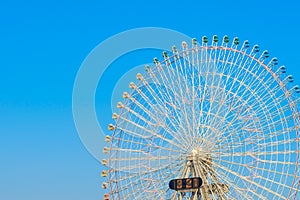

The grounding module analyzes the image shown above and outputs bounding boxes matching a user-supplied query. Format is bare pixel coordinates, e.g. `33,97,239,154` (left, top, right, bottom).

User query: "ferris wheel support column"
170,162,191,200
193,153,230,199
188,150,210,199
193,159,210,199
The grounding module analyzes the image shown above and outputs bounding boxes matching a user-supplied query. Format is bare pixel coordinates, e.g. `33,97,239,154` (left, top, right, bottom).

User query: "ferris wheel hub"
187,148,211,163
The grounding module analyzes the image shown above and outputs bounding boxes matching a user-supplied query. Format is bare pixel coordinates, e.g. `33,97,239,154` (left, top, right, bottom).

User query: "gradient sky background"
1,0,300,199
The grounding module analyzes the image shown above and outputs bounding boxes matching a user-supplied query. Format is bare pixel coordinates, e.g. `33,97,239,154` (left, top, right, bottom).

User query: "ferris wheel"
101,35,300,200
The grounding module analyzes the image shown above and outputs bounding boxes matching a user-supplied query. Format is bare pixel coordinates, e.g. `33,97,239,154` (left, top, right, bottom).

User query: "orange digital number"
176,179,183,189
186,178,192,189
193,178,199,188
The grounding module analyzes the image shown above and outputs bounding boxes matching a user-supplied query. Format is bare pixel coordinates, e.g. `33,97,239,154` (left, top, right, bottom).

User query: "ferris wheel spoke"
116,160,184,198
259,114,296,131
213,160,287,199
111,135,188,156
258,105,291,125
198,110,259,151
216,149,299,159
198,155,257,199
140,76,180,122
109,154,178,162
199,47,238,138
112,163,183,195
152,60,189,109
124,95,163,125
117,111,187,149
173,55,197,142
251,91,290,118
216,139,299,157
213,171,261,200
216,84,279,146
143,67,196,144
187,47,199,142
256,138,298,150
216,158,298,194
200,48,224,140
138,81,194,145
116,126,184,150
119,99,189,147
219,62,277,119
216,118,295,151
131,85,171,118
213,169,255,199
110,158,183,182
216,140,296,160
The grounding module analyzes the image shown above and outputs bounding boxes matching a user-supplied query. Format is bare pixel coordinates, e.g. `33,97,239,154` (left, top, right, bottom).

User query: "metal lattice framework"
102,35,300,200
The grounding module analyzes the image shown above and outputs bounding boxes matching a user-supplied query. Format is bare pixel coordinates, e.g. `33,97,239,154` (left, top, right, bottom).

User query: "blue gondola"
253,45,260,53
288,75,294,83
280,66,286,73
202,36,208,43
234,37,239,45
213,35,219,43
223,35,229,43
243,40,250,48
262,50,269,59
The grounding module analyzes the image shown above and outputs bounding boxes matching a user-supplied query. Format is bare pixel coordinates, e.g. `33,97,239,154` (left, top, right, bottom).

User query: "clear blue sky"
1,0,300,199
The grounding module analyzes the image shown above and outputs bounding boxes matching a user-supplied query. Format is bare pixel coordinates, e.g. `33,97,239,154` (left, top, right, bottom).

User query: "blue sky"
1,0,300,199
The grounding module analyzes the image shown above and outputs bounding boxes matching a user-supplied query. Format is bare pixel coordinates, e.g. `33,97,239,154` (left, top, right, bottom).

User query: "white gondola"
122,92,129,99
101,170,107,177
171,45,178,53
117,102,124,108
101,159,108,166
108,124,115,131
136,73,143,80
181,41,188,49
129,82,135,89
153,57,159,65
105,135,111,142
102,182,108,189
103,147,109,154
112,113,119,120
104,194,109,200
